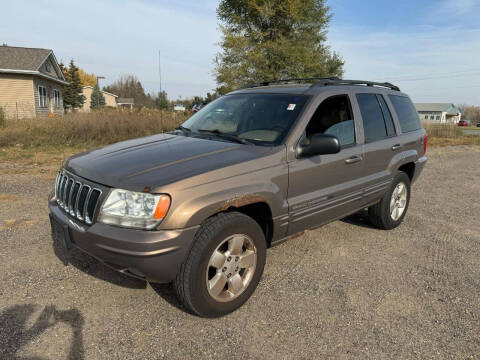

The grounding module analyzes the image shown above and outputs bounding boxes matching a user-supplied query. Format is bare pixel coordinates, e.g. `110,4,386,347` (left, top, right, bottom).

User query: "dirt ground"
1,145,479,359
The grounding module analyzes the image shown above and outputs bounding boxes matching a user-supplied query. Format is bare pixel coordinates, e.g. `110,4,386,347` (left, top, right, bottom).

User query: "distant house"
80,86,118,112
117,98,134,110
0,45,68,118
414,103,462,124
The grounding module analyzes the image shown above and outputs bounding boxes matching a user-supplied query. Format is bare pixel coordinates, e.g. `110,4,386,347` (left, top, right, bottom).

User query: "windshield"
181,93,309,145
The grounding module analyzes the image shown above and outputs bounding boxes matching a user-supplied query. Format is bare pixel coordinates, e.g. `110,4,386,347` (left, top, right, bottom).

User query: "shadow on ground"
341,209,377,229
0,304,84,360
51,236,147,290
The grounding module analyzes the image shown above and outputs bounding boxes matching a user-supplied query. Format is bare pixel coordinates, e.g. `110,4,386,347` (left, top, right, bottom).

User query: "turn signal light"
154,195,171,220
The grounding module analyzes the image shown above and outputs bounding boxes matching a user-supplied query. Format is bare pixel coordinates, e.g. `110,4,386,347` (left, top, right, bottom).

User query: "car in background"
458,120,469,127
192,101,209,113
476,123,480,127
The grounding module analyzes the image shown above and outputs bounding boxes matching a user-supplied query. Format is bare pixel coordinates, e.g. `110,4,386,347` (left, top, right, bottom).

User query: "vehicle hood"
65,133,271,191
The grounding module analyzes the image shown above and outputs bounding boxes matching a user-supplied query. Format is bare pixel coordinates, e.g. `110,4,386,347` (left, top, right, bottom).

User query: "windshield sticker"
287,104,296,111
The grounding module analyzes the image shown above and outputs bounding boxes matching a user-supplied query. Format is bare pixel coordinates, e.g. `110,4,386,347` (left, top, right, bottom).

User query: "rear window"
356,94,389,143
388,95,421,133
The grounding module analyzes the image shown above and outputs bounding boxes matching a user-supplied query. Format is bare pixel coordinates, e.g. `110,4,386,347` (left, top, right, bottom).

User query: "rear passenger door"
354,93,400,206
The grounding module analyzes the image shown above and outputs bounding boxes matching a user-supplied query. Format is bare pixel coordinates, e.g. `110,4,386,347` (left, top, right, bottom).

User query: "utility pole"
159,49,163,121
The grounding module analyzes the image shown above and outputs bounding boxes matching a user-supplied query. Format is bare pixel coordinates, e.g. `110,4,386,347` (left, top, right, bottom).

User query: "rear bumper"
48,197,199,283
412,155,427,184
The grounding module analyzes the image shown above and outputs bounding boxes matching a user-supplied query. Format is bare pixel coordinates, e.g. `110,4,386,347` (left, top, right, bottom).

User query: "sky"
1,0,480,105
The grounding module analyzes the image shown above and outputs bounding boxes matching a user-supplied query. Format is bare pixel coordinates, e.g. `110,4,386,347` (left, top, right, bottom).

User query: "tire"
173,212,266,318
368,172,411,230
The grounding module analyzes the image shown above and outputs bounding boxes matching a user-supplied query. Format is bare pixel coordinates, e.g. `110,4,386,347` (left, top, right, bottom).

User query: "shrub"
0,109,186,148
0,106,5,128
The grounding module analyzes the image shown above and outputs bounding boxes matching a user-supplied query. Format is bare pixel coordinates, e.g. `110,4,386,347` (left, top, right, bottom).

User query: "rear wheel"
173,212,266,317
368,172,411,230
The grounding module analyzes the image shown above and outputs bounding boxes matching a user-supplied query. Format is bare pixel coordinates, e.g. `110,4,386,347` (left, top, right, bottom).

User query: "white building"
414,103,462,124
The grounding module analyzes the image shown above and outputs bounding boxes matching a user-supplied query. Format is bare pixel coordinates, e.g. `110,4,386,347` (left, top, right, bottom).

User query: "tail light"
423,133,428,155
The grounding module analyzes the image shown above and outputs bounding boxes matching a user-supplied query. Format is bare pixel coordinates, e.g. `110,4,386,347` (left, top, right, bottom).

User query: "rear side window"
356,94,390,142
378,95,396,136
388,95,421,133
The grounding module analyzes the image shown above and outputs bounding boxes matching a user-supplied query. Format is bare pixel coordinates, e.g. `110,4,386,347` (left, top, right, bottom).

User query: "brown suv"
49,78,427,317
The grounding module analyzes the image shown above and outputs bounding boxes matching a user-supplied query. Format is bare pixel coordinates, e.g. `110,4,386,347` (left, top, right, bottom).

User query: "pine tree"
215,0,344,93
60,60,86,110
90,84,105,109
155,91,169,110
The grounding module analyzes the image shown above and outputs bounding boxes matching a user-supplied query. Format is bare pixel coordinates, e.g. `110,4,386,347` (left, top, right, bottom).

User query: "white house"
414,103,462,124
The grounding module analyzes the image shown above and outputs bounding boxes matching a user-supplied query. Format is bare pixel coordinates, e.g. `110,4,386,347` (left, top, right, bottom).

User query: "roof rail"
241,77,341,89
312,78,400,91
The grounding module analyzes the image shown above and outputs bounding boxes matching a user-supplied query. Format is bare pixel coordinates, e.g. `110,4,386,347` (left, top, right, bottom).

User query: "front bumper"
48,197,199,283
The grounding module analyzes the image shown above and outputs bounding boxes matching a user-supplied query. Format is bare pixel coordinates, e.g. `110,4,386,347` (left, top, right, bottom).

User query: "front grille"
54,171,103,225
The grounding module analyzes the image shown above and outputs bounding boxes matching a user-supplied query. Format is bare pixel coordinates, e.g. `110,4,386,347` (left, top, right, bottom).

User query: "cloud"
436,0,479,15
0,0,221,99
328,24,480,105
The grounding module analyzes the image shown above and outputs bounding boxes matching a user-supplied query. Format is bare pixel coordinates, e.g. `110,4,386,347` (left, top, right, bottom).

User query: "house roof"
0,45,68,85
117,98,134,104
414,103,455,112
82,86,118,98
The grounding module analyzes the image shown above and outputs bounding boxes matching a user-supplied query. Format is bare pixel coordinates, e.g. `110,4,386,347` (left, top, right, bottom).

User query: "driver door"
287,94,365,235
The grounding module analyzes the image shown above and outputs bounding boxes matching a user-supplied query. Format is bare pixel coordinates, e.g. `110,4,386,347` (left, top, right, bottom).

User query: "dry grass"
0,108,185,148
423,122,480,147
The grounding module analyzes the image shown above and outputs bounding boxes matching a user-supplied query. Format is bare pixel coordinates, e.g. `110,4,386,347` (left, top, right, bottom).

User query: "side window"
305,95,355,147
377,95,396,136
38,86,48,108
356,93,389,143
388,95,421,133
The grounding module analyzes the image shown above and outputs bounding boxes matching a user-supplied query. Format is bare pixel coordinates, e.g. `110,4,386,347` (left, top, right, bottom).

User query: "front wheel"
173,212,266,317
368,172,411,230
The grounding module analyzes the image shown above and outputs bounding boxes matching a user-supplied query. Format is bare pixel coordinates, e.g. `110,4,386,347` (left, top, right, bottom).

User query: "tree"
90,84,105,109
60,60,86,110
155,91,169,110
78,68,97,87
215,0,344,93
103,75,152,108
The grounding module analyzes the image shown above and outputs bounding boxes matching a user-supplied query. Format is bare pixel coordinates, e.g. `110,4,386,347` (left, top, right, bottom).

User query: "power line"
388,69,480,81
393,73,480,82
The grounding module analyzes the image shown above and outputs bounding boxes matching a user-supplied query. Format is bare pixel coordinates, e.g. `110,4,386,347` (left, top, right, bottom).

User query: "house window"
38,86,48,108
425,115,429,120
53,89,61,108
436,115,440,121
430,115,434,120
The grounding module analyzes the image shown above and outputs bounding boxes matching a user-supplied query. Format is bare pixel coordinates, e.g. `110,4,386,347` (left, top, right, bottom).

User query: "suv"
49,78,427,317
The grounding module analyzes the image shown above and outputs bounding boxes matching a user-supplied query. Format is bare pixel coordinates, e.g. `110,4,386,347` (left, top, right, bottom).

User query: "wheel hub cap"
390,182,407,221
206,234,257,302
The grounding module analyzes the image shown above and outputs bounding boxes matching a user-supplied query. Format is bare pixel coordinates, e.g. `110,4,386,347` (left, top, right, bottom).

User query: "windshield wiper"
196,129,253,145
175,125,191,135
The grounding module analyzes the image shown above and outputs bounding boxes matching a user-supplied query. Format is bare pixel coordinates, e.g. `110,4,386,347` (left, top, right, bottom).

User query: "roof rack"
241,77,341,89
241,77,400,91
312,78,400,91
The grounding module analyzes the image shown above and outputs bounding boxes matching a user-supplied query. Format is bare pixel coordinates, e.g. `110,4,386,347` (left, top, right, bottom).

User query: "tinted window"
182,93,309,145
389,95,421,133
356,94,388,142
378,95,396,136
305,95,355,147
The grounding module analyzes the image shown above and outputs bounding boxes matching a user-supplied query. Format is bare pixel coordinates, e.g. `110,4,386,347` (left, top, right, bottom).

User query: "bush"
0,109,185,148
0,106,5,128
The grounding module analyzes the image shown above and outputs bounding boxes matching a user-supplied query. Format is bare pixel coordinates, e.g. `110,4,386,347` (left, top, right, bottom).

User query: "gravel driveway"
1,146,479,359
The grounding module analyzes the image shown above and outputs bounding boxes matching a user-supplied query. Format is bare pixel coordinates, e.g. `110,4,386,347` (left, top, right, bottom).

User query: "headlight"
98,189,171,229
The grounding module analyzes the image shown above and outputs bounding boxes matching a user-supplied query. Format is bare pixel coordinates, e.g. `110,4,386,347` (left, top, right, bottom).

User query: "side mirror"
298,133,341,157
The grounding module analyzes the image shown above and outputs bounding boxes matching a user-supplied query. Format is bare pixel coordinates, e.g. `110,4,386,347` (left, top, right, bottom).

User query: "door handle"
392,144,402,151
345,155,363,164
